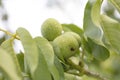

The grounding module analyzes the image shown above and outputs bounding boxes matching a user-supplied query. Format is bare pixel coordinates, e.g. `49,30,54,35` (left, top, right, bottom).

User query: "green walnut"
41,18,62,41
63,32,81,46
53,32,80,61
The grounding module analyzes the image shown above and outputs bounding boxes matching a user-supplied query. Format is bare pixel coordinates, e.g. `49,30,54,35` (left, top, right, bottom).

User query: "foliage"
0,0,120,80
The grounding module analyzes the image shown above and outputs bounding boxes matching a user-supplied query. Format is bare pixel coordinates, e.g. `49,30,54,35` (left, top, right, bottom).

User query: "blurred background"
0,0,120,80
0,0,88,53
0,0,88,37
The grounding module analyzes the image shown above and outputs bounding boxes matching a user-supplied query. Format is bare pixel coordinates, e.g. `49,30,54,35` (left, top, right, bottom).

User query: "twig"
81,48,84,61
66,59,108,80
84,70,108,80
0,28,20,40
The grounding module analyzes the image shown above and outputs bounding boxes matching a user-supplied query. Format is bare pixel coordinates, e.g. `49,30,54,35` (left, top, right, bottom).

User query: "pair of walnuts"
41,18,81,61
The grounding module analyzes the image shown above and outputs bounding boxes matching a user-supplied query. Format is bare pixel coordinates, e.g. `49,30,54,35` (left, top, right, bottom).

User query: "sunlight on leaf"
17,27,52,80
34,37,60,80
0,39,23,80
83,0,102,42
17,27,38,74
100,14,120,54
91,0,103,27
34,47,52,80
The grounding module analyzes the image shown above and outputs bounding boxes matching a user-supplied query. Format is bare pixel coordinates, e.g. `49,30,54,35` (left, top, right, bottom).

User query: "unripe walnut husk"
53,32,80,60
41,18,62,41
63,32,81,46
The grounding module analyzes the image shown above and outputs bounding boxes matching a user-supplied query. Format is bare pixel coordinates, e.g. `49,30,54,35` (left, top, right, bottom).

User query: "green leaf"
91,0,103,27
82,38,94,61
109,0,120,13
100,14,120,54
62,24,83,36
84,38,110,61
34,47,52,80
17,27,38,74
34,37,60,80
92,44,110,61
0,71,4,80
54,56,64,80
16,52,24,72
0,35,5,45
17,27,52,80
0,41,23,80
83,0,102,42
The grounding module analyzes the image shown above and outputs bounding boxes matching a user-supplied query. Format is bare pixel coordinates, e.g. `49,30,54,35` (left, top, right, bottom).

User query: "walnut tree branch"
66,59,108,80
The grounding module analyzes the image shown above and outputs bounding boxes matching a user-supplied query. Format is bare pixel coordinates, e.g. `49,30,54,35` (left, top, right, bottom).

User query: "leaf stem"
79,48,85,67
0,28,20,40
66,71,81,76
